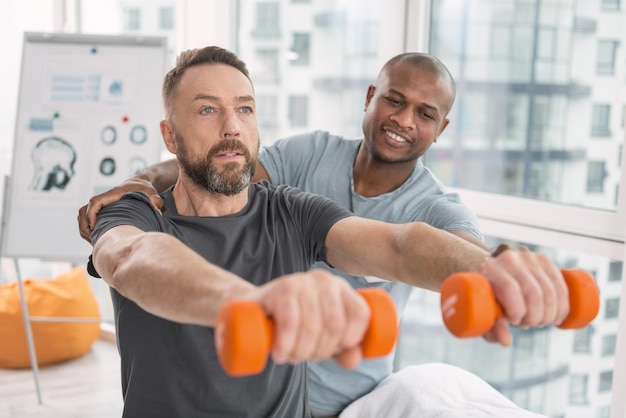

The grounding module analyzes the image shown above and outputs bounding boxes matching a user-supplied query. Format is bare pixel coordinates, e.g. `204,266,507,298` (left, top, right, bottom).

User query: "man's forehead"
382,62,442,84
383,65,451,95
180,64,254,95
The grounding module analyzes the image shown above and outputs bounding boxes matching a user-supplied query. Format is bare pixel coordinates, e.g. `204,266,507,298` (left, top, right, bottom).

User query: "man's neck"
352,145,417,197
171,176,249,217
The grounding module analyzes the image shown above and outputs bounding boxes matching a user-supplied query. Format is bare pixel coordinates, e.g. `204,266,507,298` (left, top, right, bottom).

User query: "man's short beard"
177,136,258,196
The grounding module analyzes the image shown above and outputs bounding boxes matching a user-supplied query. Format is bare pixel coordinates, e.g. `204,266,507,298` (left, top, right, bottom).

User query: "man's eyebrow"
193,94,255,104
235,95,255,104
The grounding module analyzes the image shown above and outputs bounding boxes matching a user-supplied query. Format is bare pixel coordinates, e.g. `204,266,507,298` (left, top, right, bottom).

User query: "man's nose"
221,109,241,138
390,107,415,130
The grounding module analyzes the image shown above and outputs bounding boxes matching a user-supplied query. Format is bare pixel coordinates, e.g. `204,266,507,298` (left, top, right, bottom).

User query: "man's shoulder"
252,180,311,197
308,130,362,149
272,130,361,151
98,191,155,214
252,181,340,208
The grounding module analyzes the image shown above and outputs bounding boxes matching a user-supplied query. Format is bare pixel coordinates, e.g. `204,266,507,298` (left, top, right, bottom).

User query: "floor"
0,339,123,418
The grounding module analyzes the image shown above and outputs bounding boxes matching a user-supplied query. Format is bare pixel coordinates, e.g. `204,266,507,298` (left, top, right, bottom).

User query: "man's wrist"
491,243,513,258
490,243,529,257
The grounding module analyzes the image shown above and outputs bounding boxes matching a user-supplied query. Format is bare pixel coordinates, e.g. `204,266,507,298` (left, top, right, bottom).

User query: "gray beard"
177,137,258,196
197,160,253,196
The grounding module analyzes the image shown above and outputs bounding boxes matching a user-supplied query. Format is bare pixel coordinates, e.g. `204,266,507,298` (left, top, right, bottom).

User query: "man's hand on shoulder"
77,177,163,243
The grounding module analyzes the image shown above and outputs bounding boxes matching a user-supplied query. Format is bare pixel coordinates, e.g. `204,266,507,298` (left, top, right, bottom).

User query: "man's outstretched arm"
325,216,569,346
92,223,370,368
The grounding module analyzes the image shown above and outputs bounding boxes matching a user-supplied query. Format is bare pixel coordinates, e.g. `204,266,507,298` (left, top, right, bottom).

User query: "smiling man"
254,54,489,416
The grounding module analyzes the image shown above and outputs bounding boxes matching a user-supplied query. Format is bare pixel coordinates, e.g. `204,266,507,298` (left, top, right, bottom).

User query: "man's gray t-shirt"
89,182,353,418
259,131,483,414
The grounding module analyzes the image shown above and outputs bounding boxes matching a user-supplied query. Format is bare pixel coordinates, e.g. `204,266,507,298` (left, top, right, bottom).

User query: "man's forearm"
93,228,255,326
137,158,180,193
394,222,490,290
326,218,490,292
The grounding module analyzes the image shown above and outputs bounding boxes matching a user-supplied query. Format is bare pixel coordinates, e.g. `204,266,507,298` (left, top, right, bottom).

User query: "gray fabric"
89,181,353,418
259,131,484,415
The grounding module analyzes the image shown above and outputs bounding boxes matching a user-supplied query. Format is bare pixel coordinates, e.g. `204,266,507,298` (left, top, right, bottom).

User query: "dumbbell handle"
440,269,600,338
215,287,398,377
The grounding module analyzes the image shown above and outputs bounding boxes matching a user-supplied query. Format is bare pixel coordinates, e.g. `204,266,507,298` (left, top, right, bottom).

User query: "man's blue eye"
201,107,214,114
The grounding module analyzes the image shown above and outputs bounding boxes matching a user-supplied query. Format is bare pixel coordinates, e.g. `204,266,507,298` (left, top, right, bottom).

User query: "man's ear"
160,120,177,154
437,118,450,137
364,85,376,110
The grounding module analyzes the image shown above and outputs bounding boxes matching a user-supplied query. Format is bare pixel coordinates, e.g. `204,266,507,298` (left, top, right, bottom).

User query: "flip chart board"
2,32,167,262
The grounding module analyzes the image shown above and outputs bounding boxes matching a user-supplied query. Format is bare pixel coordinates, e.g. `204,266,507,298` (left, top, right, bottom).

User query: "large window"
427,0,625,212
410,2,626,416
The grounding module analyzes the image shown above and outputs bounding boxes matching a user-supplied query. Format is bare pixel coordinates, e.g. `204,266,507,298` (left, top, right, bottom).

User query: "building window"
573,326,593,353
123,8,141,31
290,33,310,66
159,7,174,30
586,161,606,193
348,21,378,56
604,297,620,319
253,49,280,82
253,2,280,38
596,40,619,75
569,374,588,405
598,370,613,393
601,334,617,356
256,95,278,128
597,405,611,418
609,261,623,281
591,104,611,136
288,95,308,127
601,0,621,11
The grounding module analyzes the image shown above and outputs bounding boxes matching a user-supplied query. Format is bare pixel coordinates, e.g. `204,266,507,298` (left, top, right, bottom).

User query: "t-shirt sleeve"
259,132,322,185
275,184,353,264
420,193,484,242
87,192,163,277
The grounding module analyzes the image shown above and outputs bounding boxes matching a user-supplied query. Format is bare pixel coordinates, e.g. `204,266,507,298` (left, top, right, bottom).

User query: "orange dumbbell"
215,287,399,376
440,269,600,338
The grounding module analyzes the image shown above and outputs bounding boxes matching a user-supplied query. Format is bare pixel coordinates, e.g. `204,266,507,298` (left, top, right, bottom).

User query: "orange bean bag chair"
0,267,102,368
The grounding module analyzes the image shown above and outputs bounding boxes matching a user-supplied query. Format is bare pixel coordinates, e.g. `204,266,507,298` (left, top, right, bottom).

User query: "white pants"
339,363,548,418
